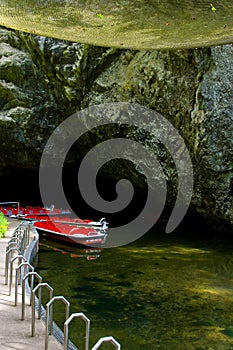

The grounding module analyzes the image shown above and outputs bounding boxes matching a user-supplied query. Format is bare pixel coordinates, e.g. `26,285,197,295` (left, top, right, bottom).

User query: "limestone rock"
0,27,232,231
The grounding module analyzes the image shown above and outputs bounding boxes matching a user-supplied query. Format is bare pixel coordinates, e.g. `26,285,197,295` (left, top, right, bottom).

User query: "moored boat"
1,201,108,247
33,220,107,248
0,202,71,218
0,202,108,230
25,215,108,230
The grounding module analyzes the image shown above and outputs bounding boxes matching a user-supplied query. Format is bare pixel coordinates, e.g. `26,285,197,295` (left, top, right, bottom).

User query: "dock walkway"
0,219,63,350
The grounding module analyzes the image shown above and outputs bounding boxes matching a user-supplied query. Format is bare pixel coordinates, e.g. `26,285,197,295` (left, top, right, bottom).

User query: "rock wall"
0,27,232,231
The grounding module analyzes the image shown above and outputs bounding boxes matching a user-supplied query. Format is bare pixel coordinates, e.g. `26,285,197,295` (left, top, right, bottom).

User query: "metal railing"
91,336,121,350
4,222,122,350
5,222,30,285
31,282,53,336
45,296,70,350
22,271,42,320
64,312,90,350
9,254,27,295
15,262,34,306
5,247,20,285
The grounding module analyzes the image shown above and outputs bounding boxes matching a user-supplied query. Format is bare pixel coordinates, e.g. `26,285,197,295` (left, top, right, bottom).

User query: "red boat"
0,202,108,229
25,215,108,230
1,202,108,247
34,220,107,247
0,202,71,218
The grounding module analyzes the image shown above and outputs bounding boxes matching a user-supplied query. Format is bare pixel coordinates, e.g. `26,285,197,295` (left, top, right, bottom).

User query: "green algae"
221,327,233,338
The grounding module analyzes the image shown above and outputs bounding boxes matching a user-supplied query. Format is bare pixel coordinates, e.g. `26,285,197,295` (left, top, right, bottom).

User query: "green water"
35,227,233,350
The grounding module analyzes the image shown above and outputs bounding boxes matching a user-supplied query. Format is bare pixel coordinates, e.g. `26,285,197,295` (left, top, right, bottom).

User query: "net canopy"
0,0,233,49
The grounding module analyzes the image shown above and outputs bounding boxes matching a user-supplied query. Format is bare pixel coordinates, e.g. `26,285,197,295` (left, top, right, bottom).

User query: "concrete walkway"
0,219,63,350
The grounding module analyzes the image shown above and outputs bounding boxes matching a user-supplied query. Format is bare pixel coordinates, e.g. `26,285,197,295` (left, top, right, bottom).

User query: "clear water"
35,224,233,350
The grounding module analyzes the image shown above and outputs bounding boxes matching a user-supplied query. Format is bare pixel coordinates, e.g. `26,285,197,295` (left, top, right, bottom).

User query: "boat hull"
35,227,106,248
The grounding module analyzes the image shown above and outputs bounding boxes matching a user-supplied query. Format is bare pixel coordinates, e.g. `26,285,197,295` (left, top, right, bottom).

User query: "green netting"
0,0,233,49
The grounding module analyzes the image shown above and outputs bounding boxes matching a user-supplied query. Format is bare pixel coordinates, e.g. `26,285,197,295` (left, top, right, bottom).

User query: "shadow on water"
35,220,233,350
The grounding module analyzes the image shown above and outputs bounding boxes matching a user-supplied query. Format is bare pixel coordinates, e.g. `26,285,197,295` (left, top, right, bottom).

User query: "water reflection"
39,239,102,260
35,229,233,350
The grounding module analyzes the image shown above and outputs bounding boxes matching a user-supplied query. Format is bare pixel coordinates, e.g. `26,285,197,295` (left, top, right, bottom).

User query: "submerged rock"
0,27,232,232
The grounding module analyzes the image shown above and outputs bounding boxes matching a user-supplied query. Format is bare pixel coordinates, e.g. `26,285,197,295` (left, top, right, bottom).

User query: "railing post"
9,255,27,295
91,336,121,350
22,271,42,320
20,223,30,250
12,227,24,241
45,296,70,350
64,312,90,350
26,223,31,246
15,262,34,306
31,283,53,337
5,247,20,284
6,241,21,251
19,227,26,252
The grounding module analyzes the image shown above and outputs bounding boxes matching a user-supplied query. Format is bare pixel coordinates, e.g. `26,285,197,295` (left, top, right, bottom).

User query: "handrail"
4,221,121,350
91,336,121,350
6,240,21,249
12,227,23,234
22,222,30,247
31,283,53,337
5,247,20,284
13,223,30,252
6,236,22,250
64,312,90,350
45,296,70,350
15,262,34,306
22,271,42,320
12,228,24,241
5,222,31,284
9,254,27,295
12,234,24,251
6,242,21,257
8,235,21,242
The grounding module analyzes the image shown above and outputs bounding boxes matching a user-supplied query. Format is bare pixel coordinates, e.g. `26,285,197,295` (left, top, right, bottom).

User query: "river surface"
35,224,233,350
